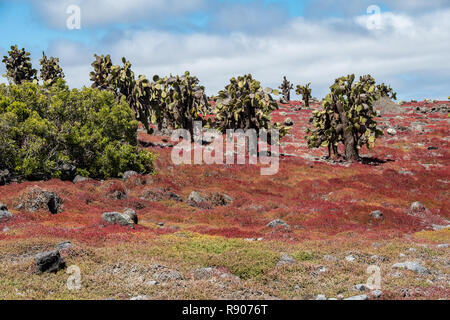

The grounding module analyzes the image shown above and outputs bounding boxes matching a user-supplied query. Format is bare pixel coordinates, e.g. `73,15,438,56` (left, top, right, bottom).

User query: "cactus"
2,45,37,84
213,74,288,138
305,74,396,161
296,83,312,108
89,55,153,132
39,52,65,85
279,76,293,102
150,71,209,136
90,54,113,90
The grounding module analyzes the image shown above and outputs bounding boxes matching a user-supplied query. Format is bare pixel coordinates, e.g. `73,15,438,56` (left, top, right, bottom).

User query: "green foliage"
39,52,65,86
305,74,396,160
0,80,156,180
296,83,312,108
2,45,37,84
150,71,209,135
213,74,288,137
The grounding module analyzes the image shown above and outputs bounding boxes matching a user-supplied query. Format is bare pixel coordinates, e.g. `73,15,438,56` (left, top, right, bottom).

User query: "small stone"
157,222,165,227
130,295,149,300
345,255,356,262
370,210,383,219
432,224,450,231
73,175,90,183
324,254,338,262
315,294,327,300
337,294,345,300
392,261,430,275
387,128,397,135
410,202,426,214
284,118,294,126
318,266,327,273
344,295,369,300
34,250,66,274
0,204,12,221
146,281,159,286
56,241,73,250
267,219,290,229
371,290,383,298
122,171,138,180
352,284,367,292
277,254,295,266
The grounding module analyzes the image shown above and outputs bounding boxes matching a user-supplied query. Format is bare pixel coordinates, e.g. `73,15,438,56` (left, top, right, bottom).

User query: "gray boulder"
284,118,294,126
370,210,383,219
34,250,66,274
56,241,73,250
102,211,135,228
277,253,296,266
188,191,206,206
123,208,138,224
0,203,12,221
73,175,90,183
267,219,290,229
392,261,430,275
410,202,426,214
17,186,63,214
122,171,138,180
0,169,11,185
352,284,367,292
371,290,384,298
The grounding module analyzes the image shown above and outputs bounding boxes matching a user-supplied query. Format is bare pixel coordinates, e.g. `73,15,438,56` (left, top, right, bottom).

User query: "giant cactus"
279,76,293,102
39,52,65,85
213,74,288,138
2,45,37,84
296,83,312,108
150,71,209,136
90,54,113,91
305,74,396,161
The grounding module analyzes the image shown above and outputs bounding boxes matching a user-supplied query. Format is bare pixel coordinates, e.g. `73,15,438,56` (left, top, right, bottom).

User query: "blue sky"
1,0,449,100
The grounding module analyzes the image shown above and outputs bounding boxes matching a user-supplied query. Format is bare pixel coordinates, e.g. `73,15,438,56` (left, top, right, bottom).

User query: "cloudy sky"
0,0,449,100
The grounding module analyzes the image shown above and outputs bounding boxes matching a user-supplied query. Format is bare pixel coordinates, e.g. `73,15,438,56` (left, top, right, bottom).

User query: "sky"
0,0,449,100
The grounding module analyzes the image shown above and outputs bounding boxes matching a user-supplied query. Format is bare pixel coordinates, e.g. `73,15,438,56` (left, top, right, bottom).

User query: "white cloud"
54,8,449,100
3,7,449,100
31,0,205,28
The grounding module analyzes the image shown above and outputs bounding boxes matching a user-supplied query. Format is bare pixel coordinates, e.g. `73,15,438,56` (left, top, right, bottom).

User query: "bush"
0,80,156,181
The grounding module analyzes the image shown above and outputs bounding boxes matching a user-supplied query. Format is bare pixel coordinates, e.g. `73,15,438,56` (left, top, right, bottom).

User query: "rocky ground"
0,99,448,300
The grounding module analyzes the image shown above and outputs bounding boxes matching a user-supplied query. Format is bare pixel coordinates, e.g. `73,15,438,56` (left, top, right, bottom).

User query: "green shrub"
0,80,156,181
